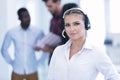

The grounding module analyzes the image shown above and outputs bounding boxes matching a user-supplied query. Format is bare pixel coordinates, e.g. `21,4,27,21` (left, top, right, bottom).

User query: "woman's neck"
71,38,85,49
69,38,86,59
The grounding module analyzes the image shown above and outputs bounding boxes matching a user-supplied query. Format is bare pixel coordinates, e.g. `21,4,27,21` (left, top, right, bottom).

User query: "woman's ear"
62,29,66,38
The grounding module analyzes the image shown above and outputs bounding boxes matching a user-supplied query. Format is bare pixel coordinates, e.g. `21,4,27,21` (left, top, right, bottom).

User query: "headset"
63,8,91,30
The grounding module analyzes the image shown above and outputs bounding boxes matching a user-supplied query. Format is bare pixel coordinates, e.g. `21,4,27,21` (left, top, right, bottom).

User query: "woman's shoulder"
52,44,66,57
55,44,66,51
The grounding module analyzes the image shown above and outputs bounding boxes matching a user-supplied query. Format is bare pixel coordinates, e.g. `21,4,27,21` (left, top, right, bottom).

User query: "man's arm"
1,32,13,65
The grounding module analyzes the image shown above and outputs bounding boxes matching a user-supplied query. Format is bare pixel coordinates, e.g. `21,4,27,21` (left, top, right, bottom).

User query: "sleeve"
96,50,120,80
36,30,45,41
1,32,14,65
35,30,46,63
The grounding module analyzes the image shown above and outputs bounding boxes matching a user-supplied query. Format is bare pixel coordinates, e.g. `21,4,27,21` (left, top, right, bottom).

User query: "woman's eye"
74,22,80,26
65,24,70,27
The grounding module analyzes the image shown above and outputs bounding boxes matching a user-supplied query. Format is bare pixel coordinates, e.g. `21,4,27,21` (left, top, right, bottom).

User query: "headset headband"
63,8,87,18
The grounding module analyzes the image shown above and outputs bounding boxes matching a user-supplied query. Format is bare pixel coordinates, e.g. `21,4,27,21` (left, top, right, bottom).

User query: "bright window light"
110,0,120,33
80,0,105,46
26,1,36,26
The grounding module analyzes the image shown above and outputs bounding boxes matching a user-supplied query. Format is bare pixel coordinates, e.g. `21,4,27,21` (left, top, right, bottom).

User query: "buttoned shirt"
48,39,120,80
1,26,44,74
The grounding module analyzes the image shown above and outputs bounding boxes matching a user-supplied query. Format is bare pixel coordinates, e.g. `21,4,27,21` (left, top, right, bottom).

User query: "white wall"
0,0,10,80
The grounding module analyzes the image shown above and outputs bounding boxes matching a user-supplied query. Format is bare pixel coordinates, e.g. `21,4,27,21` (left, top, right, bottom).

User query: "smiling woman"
47,8,120,80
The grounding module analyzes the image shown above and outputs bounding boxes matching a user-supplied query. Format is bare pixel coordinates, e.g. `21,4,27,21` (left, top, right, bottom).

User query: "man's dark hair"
17,7,28,17
62,3,78,16
42,0,60,3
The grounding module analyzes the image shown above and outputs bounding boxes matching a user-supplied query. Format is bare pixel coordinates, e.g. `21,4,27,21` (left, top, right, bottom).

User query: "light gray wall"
0,0,10,80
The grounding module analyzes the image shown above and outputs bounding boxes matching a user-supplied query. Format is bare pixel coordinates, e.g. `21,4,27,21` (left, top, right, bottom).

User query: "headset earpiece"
85,15,91,30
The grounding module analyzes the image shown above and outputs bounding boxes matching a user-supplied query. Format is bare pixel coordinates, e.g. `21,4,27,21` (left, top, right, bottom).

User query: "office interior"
0,0,120,80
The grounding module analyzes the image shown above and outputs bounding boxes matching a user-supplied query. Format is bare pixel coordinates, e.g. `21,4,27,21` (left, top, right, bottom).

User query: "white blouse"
48,39,120,80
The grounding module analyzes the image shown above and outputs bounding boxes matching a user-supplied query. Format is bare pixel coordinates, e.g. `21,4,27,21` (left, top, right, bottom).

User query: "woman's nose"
69,26,75,31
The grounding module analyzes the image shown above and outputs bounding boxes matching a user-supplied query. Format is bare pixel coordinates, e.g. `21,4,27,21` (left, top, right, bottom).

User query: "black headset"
63,8,91,30
84,14,91,30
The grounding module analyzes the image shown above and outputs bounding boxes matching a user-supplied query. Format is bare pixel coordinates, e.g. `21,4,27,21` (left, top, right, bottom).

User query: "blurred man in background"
1,7,45,80
41,0,62,63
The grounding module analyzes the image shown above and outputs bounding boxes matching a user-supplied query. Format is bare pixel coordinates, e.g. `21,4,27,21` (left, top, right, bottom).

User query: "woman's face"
64,14,86,41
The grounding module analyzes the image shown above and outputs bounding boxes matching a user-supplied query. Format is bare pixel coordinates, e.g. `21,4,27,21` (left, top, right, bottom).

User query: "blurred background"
0,0,120,80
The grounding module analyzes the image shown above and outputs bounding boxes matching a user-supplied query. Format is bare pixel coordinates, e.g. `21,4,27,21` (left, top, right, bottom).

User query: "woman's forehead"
63,8,85,18
65,14,82,20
